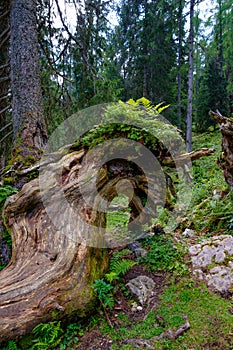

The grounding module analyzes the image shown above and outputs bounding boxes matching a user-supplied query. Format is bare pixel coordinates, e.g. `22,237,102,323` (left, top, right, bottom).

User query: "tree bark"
0,0,11,171
209,110,233,188
186,0,195,152
0,148,109,344
177,0,184,130
10,0,47,159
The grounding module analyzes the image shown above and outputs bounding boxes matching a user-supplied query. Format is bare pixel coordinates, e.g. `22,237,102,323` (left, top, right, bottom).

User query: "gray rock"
189,235,233,293
189,244,201,256
134,248,148,258
126,275,155,305
215,251,226,263
183,228,195,238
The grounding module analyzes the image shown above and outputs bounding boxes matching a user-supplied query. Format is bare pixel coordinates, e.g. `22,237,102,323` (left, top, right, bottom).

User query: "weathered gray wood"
209,110,233,188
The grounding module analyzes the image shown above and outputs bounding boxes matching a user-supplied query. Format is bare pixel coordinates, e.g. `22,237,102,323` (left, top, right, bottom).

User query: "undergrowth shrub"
92,249,137,309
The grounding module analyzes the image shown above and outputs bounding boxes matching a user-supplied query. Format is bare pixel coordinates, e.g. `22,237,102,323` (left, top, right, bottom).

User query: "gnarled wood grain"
209,110,233,188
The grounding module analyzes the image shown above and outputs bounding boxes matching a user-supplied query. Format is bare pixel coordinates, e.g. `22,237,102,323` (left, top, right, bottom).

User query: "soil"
75,264,167,350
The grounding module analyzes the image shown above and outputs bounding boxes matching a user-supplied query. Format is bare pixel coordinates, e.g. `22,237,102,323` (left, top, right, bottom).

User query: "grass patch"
106,281,233,349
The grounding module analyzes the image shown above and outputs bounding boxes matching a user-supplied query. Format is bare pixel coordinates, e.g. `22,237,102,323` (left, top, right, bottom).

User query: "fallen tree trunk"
0,128,216,343
209,110,233,188
0,149,110,344
0,141,168,343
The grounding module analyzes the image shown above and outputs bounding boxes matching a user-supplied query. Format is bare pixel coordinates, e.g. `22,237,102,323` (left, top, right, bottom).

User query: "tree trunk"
209,110,233,188
0,0,11,170
0,0,12,268
186,0,195,152
0,148,109,344
0,139,167,343
10,0,47,162
177,0,184,130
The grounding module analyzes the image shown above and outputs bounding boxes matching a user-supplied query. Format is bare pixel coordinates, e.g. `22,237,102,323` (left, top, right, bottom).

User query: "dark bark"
209,110,233,188
186,0,195,152
177,0,184,130
0,0,11,171
10,0,47,156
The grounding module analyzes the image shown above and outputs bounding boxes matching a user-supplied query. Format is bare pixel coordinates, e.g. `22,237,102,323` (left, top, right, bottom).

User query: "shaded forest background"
1,0,233,169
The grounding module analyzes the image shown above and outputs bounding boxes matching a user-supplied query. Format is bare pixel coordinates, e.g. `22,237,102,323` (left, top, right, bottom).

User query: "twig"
0,94,10,103
0,76,10,83
100,300,113,328
0,32,10,51
0,105,11,115
0,25,10,41
0,130,13,144
54,0,104,80
0,62,10,71
39,39,74,83
0,121,12,133
0,10,10,21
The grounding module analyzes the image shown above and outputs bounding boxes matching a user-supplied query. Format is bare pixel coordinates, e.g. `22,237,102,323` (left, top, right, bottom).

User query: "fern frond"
4,340,19,350
111,259,137,277
136,97,152,109
154,102,170,115
110,249,131,263
105,271,119,283
32,321,63,347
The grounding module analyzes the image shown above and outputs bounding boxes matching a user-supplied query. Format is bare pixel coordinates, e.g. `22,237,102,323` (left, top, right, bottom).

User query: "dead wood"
209,110,233,188
125,315,190,348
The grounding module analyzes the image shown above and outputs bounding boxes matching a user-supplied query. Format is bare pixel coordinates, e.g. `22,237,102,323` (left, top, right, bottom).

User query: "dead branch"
125,315,190,348
0,9,10,21
162,147,215,167
0,25,10,41
0,76,10,83
153,315,190,341
0,130,13,144
209,110,233,136
0,62,10,71
0,121,12,133
0,104,11,115
0,95,10,103
0,31,10,51
39,39,74,83
209,110,233,188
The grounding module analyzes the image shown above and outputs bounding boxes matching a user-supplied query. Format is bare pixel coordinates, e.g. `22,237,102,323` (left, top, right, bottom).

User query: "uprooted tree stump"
209,110,233,188
0,101,216,344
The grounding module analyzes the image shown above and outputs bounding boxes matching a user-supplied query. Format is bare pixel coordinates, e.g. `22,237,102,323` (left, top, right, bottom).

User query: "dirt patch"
75,265,167,350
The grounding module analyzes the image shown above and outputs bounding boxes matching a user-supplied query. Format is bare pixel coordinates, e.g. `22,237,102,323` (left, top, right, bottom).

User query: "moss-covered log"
209,110,233,188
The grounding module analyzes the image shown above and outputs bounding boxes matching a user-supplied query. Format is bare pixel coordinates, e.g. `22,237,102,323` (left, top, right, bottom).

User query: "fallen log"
0,149,110,344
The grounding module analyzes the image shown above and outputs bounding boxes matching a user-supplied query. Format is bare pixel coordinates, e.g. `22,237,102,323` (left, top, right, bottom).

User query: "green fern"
3,340,19,350
105,249,137,282
127,97,170,118
106,259,136,282
31,321,63,349
110,249,131,265
0,185,18,209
